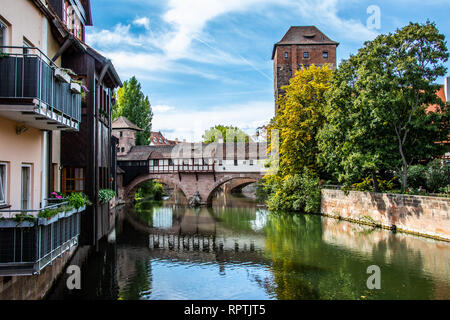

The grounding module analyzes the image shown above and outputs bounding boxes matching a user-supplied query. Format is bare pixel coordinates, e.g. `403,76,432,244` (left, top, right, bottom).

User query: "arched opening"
207,177,258,206
126,176,188,205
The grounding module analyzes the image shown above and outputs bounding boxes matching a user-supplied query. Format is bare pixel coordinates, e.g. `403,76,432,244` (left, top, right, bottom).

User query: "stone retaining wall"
321,189,450,241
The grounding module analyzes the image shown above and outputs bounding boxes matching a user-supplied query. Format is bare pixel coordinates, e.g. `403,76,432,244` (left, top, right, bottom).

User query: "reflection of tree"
263,213,323,299
118,259,151,300
211,207,258,233
263,213,437,300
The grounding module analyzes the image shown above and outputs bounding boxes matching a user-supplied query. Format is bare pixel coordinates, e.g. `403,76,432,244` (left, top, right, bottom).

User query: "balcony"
0,46,81,131
0,201,85,276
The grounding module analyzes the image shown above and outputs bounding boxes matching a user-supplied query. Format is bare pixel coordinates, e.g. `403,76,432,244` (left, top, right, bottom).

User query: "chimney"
445,77,450,103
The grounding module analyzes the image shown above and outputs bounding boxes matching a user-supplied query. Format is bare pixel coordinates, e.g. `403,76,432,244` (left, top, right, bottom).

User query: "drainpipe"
41,131,49,208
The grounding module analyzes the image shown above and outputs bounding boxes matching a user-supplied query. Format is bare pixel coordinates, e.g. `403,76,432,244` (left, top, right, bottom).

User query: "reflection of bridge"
117,143,270,205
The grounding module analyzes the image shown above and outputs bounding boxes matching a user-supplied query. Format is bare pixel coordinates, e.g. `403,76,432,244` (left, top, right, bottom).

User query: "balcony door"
21,165,32,210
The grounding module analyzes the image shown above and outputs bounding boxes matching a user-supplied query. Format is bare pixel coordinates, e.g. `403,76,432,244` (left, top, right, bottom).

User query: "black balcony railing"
0,46,81,126
0,202,84,276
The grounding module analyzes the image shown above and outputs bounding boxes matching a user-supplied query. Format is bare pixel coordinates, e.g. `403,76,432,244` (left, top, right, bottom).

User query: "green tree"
268,64,332,178
113,76,153,145
202,125,249,143
319,21,449,191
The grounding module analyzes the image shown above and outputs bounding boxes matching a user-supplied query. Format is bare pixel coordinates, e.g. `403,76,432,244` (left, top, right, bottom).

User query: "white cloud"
86,23,145,47
293,0,378,42
133,17,151,30
151,101,274,142
86,0,379,82
152,105,176,113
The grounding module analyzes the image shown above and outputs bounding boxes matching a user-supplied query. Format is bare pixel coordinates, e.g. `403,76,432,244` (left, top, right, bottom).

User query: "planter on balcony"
55,68,71,83
70,82,82,94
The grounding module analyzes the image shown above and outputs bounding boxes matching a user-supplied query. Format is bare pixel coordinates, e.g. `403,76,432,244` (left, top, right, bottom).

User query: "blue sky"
87,0,450,141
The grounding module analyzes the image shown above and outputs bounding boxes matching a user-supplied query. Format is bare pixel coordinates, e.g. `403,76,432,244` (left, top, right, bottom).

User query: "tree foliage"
202,125,249,143
318,21,449,190
113,76,153,145
268,64,332,178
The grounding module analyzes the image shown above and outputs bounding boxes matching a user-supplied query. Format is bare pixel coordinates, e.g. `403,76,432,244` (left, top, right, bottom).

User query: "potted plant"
98,189,116,204
54,68,71,83
70,81,82,94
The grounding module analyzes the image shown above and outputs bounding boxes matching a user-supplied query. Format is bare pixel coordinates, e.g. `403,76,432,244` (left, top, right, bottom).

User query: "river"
47,191,450,300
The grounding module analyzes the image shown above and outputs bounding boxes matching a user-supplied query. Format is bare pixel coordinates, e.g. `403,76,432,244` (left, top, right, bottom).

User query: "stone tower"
112,116,143,155
272,26,339,113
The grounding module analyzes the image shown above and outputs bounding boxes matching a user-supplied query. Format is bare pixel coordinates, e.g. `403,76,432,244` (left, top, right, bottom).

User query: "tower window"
120,131,123,137
303,52,309,59
323,51,328,59
284,52,289,59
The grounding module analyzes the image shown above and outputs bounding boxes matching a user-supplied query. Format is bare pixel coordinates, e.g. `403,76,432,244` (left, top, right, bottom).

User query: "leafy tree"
202,125,249,143
319,21,449,191
113,76,153,145
266,169,322,214
268,64,332,177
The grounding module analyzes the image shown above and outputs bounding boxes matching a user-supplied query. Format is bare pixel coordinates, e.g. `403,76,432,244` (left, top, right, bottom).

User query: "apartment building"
0,0,121,294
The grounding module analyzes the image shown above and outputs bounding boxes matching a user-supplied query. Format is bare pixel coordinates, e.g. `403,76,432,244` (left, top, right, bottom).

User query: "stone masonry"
321,189,450,241
120,172,264,206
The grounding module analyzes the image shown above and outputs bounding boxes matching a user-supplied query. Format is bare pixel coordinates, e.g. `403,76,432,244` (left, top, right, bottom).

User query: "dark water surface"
48,192,450,300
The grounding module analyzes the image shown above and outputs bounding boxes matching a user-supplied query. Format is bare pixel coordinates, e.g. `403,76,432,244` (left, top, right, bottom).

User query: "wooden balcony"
149,163,215,174
0,46,81,131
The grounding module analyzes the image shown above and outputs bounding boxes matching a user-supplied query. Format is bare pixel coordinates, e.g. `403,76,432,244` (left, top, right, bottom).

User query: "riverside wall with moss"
321,189,450,242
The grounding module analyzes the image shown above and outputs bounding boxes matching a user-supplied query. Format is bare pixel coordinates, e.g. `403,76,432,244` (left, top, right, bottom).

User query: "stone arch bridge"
119,171,264,206
116,144,269,206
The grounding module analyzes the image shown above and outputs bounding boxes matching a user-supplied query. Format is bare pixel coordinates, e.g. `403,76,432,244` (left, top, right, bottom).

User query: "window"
21,165,31,210
0,163,7,205
323,51,328,59
303,52,309,59
62,168,84,194
23,39,32,55
284,52,288,59
0,19,7,51
120,131,123,137
234,160,238,166
121,147,125,153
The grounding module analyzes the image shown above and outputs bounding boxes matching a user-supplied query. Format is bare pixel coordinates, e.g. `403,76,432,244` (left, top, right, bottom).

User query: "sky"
86,0,450,142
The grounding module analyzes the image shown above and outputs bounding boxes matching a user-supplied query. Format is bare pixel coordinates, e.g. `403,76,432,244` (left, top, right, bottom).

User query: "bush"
407,165,427,190
425,159,450,193
152,182,164,201
266,169,321,214
98,189,116,203
68,192,92,209
135,181,165,201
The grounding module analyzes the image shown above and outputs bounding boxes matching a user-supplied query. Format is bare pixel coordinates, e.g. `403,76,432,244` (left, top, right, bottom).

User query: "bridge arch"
120,172,264,206
206,174,261,206
121,173,188,202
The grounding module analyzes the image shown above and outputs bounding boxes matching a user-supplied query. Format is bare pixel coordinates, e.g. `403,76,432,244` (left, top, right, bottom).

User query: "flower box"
54,68,71,83
70,82,82,94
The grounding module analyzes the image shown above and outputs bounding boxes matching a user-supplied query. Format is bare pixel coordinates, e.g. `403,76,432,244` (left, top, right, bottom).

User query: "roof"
427,87,446,113
272,26,339,59
150,131,178,146
112,116,143,131
118,145,175,161
117,143,268,161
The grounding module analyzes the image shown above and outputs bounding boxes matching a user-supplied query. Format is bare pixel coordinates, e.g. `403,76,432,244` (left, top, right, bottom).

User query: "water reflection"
48,193,450,300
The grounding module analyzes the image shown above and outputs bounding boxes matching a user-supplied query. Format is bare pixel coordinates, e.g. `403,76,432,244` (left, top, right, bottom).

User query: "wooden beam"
52,37,72,62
